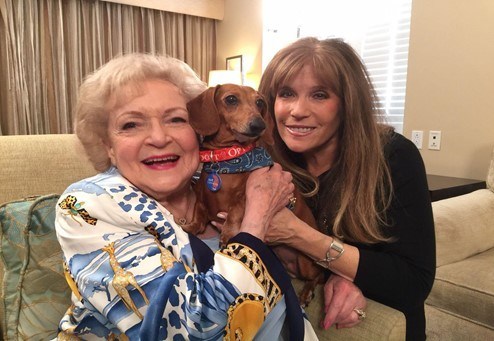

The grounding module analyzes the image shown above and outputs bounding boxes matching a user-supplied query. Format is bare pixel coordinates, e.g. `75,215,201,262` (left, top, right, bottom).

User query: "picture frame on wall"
226,55,243,73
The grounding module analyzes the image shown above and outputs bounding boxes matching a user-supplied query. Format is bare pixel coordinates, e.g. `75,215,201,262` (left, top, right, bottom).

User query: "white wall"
215,0,263,88
217,0,494,180
404,0,494,179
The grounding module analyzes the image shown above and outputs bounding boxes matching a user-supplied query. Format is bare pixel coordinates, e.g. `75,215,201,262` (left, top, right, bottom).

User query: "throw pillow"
0,194,70,340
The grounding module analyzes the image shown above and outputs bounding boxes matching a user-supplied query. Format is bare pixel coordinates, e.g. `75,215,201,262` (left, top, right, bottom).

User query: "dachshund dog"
185,84,324,306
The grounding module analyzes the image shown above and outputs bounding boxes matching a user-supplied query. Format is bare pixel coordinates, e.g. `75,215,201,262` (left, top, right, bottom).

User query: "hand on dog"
321,274,367,329
264,207,299,245
239,163,295,240
213,209,302,278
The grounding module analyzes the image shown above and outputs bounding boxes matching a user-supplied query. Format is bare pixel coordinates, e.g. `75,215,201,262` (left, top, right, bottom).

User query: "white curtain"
0,0,216,135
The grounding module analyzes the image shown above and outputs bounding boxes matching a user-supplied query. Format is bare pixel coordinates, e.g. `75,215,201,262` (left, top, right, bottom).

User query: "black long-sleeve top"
320,133,436,341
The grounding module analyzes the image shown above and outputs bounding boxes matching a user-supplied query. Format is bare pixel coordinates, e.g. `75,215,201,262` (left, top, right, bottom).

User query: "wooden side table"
427,174,486,202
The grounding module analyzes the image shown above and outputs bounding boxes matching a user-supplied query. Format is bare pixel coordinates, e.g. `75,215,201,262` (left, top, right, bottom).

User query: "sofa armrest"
432,189,494,267
292,279,406,341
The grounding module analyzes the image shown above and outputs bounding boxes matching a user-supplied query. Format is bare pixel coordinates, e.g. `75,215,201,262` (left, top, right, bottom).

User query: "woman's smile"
284,124,316,136
274,65,341,159
142,154,180,169
106,79,200,203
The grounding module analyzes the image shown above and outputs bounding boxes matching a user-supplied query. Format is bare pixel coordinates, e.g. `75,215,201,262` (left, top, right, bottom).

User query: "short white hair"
74,53,207,171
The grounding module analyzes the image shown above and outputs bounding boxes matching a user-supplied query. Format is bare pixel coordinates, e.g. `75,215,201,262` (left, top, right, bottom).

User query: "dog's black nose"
248,117,266,136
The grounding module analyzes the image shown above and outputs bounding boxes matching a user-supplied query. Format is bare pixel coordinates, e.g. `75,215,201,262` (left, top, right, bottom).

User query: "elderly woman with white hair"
55,53,317,340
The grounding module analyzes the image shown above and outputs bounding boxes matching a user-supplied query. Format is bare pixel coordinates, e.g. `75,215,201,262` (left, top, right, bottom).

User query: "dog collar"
202,147,273,174
201,147,274,192
199,144,256,163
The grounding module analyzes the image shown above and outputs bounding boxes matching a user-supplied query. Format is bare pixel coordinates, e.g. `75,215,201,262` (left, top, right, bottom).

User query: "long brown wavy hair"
258,37,394,244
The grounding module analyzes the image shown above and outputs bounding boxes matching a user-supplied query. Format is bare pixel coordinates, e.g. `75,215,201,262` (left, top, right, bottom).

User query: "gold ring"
287,196,297,210
353,308,366,320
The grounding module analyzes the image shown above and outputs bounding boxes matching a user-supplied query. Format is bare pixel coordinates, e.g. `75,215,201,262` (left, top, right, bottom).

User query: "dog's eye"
224,95,238,106
256,99,266,110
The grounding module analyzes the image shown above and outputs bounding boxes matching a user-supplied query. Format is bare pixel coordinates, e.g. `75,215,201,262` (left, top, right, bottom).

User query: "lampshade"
208,70,242,87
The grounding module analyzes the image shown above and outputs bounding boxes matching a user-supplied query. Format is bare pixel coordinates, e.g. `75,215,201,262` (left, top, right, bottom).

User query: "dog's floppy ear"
259,95,274,146
187,86,221,136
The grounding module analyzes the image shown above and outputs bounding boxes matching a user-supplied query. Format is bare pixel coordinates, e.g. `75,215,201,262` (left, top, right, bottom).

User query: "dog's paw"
298,284,316,308
180,221,204,235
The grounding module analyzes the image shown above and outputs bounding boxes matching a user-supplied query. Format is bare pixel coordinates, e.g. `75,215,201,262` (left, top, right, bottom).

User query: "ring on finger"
353,308,366,321
287,196,297,210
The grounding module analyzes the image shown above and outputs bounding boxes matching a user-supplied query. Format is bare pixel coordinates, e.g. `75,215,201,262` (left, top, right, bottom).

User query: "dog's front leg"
219,204,245,246
183,182,209,235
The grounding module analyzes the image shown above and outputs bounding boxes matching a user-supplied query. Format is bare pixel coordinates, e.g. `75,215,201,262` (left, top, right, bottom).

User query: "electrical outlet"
428,131,441,150
411,130,423,149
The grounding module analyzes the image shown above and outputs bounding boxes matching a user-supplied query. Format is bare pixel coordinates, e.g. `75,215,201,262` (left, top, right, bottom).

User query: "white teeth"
144,156,178,164
287,126,313,133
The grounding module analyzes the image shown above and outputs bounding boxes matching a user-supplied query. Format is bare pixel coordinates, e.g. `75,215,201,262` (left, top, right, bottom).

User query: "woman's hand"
264,207,299,245
322,274,367,329
240,163,295,240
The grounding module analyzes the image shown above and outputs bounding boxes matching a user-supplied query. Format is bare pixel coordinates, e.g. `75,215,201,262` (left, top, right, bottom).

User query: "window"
263,0,412,133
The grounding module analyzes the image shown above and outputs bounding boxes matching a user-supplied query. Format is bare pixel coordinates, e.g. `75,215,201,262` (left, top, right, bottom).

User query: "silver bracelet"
315,237,345,269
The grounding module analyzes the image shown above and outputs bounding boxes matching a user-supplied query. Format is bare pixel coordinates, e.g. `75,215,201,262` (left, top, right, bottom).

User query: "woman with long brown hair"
259,37,435,340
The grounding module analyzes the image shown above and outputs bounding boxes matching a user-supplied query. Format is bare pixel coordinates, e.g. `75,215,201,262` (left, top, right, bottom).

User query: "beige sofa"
0,134,408,340
425,148,494,340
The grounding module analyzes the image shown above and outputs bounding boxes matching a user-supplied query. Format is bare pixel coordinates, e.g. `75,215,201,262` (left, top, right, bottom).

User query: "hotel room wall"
216,0,494,179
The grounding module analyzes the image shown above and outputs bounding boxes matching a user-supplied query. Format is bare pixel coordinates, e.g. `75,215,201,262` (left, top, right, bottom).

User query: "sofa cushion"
426,247,494,329
291,279,406,340
432,189,494,267
425,304,494,340
0,194,70,340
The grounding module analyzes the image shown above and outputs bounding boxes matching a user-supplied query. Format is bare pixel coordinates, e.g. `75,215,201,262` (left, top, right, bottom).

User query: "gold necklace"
177,216,188,226
171,190,194,226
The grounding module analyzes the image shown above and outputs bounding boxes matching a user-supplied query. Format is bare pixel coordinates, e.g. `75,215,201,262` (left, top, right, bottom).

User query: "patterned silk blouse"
54,167,317,340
